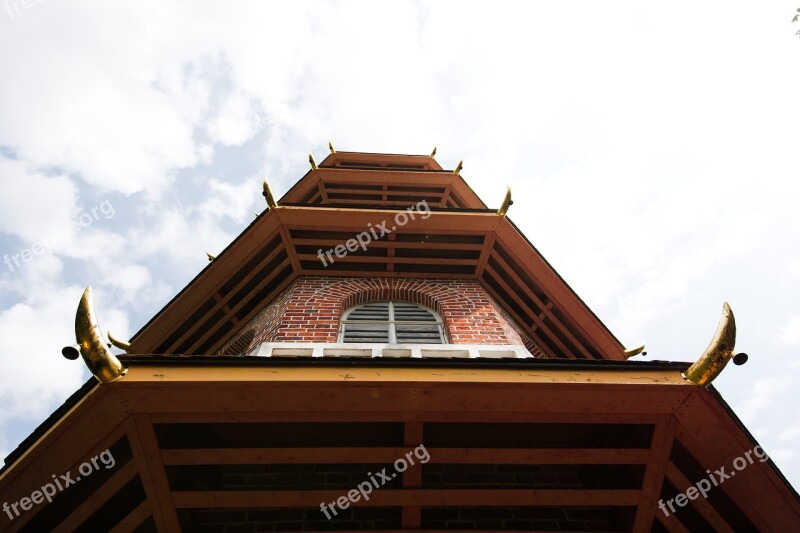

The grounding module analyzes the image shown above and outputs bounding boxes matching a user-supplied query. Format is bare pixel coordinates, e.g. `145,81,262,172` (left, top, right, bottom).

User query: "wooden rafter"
52,460,138,533
125,415,181,532
108,500,151,533
632,415,676,531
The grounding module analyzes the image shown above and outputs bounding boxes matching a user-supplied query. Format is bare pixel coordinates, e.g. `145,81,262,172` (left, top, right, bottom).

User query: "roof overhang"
2,358,798,531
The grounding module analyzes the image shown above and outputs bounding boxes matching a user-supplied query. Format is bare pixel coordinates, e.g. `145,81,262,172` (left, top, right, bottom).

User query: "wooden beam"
150,411,660,425
665,461,735,533
172,488,640,508
632,415,676,531
53,460,138,533
200,261,297,355
108,500,151,533
295,269,476,280
160,447,650,466
484,263,578,359
480,275,573,359
126,415,181,532
296,254,478,266
291,238,484,251
402,422,423,529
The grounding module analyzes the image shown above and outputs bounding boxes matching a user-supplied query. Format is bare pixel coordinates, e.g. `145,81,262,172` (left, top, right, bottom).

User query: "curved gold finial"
430,146,437,158
262,177,277,209
108,331,131,352
206,251,216,261
683,302,740,386
72,287,126,383
328,140,335,154
624,344,646,359
453,160,463,175
497,187,513,217
309,153,318,170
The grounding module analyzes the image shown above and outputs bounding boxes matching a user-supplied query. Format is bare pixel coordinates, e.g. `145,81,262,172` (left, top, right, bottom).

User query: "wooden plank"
173,488,640,508
296,269,476,280
161,447,650,466
116,383,691,423
632,415,676,532
150,411,660,425
108,501,151,533
278,206,501,234
291,238,483,250
484,263,579,359
475,232,495,279
296,254,477,266
665,461,735,533
126,415,181,533
53,460,138,533
480,273,570,359
119,363,689,386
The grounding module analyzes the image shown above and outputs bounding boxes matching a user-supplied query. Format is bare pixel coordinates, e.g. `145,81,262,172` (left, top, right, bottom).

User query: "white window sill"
247,342,532,359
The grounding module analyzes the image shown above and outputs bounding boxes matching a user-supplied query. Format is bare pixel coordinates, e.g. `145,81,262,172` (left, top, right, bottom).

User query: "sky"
1,0,799,489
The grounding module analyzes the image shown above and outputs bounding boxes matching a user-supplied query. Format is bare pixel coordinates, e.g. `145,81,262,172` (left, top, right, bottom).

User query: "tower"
1,149,798,531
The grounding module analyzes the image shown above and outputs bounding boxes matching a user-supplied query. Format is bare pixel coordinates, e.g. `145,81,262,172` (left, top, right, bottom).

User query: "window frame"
338,301,446,344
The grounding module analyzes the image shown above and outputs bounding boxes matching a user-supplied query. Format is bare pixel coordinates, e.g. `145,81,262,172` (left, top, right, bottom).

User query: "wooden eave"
279,167,486,209
128,206,623,360
2,360,798,532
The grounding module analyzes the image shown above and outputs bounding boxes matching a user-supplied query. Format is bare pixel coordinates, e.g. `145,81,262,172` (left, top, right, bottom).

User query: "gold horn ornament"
309,153,318,170
453,159,463,175
497,187,513,217
71,287,126,383
624,344,646,358
108,331,131,352
683,302,747,386
430,146,437,157
262,177,277,209
328,140,335,154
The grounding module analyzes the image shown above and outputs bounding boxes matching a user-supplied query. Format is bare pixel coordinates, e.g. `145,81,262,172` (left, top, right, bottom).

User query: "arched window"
339,301,445,344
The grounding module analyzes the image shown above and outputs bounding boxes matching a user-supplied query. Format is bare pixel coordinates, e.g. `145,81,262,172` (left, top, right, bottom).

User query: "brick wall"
219,277,545,357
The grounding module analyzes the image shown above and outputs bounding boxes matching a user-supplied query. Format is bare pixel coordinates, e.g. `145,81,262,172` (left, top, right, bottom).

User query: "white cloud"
781,315,800,347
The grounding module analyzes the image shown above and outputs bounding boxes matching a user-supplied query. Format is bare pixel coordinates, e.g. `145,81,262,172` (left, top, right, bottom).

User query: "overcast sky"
1,0,799,488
